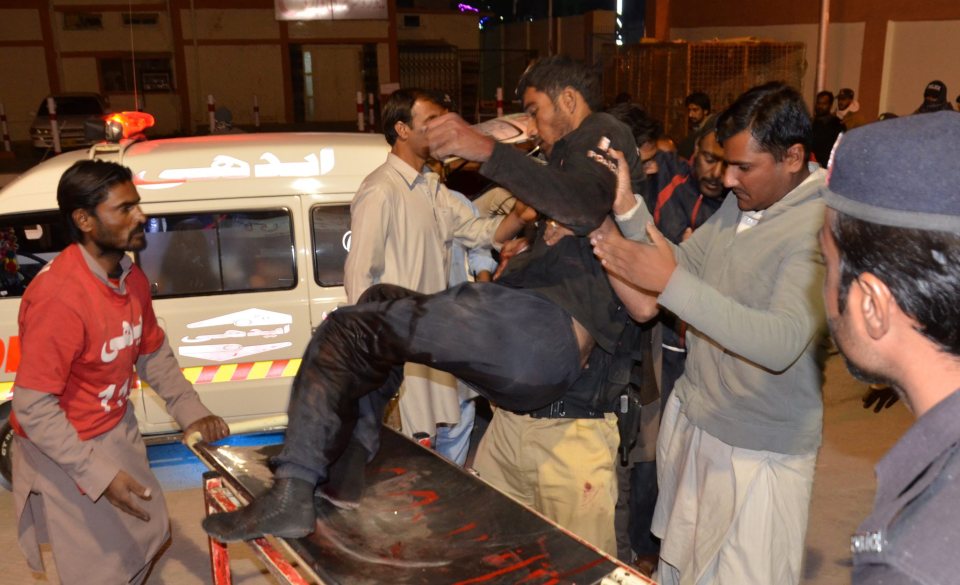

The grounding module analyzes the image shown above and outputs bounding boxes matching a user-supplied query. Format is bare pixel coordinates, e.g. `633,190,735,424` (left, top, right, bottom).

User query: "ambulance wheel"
0,419,14,491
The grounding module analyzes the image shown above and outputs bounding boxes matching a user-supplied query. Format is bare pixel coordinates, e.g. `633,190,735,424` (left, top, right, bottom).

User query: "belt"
528,399,608,419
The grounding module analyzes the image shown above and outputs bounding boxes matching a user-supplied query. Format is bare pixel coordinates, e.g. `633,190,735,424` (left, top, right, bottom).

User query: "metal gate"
608,41,806,141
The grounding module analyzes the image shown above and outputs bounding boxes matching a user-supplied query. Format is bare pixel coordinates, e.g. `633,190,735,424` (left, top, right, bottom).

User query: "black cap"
837,88,854,99
924,80,947,101
824,111,960,233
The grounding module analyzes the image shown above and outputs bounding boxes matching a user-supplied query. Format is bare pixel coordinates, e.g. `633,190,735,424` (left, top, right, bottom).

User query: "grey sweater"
619,166,828,454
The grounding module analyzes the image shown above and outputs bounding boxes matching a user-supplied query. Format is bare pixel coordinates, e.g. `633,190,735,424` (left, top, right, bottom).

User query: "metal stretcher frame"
188,416,654,585
202,472,316,585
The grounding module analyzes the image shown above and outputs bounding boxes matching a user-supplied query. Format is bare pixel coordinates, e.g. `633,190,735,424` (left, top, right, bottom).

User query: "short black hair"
685,92,711,112
816,90,835,106
516,55,602,113
57,160,133,242
606,103,662,146
831,212,960,357
716,81,811,162
381,88,442,146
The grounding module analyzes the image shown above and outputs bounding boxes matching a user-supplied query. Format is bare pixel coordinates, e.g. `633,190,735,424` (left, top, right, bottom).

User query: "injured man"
202,56,646,542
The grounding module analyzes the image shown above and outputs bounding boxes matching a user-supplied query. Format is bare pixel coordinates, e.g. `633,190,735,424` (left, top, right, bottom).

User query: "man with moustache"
592,82,828,584
10,160,229,584
820,111,960,585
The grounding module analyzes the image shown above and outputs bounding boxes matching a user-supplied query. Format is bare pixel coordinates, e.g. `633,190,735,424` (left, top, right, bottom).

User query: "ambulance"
0,111,532,490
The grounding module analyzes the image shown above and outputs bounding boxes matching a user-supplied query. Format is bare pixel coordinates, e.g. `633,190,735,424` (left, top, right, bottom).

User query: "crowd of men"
9,54,959,585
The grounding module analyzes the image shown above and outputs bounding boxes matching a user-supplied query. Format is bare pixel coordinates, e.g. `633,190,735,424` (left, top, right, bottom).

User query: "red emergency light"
104,111,155,140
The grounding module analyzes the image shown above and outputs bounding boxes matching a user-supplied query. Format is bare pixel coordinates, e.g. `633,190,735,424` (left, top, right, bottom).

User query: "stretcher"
187,417,655,585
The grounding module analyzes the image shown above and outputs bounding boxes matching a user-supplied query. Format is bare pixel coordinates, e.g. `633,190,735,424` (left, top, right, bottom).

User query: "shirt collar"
386,152,427,191
76,243,134,292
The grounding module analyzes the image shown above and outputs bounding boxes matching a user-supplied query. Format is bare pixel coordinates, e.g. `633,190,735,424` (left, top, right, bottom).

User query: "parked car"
30,93,110,151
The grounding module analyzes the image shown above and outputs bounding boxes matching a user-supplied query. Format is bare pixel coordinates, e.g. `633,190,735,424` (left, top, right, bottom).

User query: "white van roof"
0,132,390,214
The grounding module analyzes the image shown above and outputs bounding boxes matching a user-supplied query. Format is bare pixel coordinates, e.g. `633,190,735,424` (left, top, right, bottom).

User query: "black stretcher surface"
195,428,644,585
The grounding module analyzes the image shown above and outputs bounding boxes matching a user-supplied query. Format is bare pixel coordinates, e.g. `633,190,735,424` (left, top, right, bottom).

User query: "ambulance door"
135,197,312,433
0,212,72,411
299,195,352,330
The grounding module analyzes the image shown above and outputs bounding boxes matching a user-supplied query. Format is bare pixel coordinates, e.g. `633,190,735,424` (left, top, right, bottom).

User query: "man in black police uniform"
820,110,960,584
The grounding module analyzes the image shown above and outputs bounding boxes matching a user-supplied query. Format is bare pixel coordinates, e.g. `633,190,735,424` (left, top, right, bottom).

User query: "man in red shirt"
10,160,229,584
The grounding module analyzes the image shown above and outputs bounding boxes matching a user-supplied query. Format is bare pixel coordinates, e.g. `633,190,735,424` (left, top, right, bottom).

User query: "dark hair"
716,81,811,162
685,91,711,112
831,212,960,357
381,88,441,146
816,90,835,106
606,103,662,146
516,55,602,113
57,160,133,242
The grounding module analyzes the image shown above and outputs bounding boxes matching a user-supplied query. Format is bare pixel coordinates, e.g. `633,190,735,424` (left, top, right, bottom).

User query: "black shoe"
202,477,316,541
318,440,368,510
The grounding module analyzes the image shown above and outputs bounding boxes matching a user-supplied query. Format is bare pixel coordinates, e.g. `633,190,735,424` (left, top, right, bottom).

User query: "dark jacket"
852,389,960,585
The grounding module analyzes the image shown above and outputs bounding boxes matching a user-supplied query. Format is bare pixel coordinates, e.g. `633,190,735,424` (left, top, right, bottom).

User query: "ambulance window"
138,210,296,297
310,205,350,287
0,212,71,299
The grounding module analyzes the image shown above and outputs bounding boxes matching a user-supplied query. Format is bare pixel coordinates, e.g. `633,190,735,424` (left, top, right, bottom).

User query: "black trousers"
275,282,583,483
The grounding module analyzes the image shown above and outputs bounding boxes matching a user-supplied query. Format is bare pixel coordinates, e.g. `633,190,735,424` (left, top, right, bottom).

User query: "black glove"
862,385,899,413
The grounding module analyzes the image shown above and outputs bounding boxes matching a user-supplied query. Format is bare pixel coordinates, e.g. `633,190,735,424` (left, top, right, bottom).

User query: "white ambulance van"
0,119,391,488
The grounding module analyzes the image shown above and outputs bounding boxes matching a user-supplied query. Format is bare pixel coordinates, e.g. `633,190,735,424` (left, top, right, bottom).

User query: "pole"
253,94,261,129
495,87,503,118
0,103,11,153
367,93,375,133
47,97,62,155
207,94,216,134
356,91,365,132
815,0,830,93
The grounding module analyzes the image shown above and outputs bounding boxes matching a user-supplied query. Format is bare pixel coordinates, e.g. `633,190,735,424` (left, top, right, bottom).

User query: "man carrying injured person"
202,55,647,542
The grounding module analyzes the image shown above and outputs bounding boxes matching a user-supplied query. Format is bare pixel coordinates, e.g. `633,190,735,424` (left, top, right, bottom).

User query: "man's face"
722,130,796,212
693,131,725,198
836,95,852,111
406,98,446,158
85,181,147,253
523,87,575,158
819,210,896,389
815,95,833,117
687,104,706,127
639,140,658,176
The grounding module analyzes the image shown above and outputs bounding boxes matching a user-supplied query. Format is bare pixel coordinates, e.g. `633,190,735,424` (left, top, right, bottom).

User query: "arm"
343,182,390,304
660,244,826,372
481,141,617,234
13,386,120,500
136,337,226,440
427,112,638,234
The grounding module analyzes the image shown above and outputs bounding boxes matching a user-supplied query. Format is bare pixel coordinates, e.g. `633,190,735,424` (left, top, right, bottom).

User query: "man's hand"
104,470,152,521
587,147,638,216
184,415,230,443
426,113,496,162
493,238,530,281
544,220,574,246
591,221,677,293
